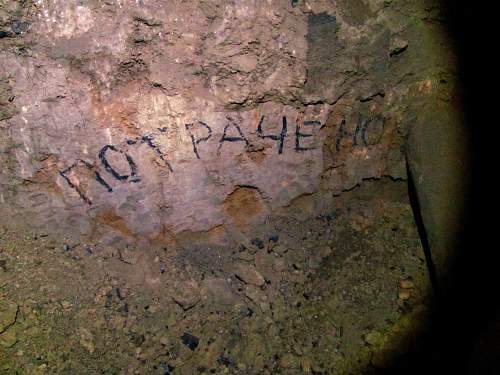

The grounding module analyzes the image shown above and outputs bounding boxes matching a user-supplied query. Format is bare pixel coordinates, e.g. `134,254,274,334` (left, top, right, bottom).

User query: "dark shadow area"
375,0,495,374
405,159,441,301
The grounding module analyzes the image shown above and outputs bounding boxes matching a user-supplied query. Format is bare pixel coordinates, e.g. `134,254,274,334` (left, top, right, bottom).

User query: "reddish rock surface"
0,0,424,245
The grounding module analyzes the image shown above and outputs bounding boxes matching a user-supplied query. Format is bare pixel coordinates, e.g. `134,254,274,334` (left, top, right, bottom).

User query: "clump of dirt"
0,77,17,122
0,179,431,374
223,186,268,231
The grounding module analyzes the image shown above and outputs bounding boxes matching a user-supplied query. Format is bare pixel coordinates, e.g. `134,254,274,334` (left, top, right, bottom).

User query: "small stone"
389,37,408,56
364,330,384,346
129,332,145,347
0,304,18,333
301,357,312,373
251,238,265,250
237,363,247,371
399,279,414,289
269,234,279,243
271,245,287,255
259,302,270,311
78,327,95,353
61,301,72,310
398,290,411,300
217,355,235,367
280,353,298,369
159,363,175,375
237,251,255,261
118,249,140,264
331,326,337,337
11,21,29,35
181,332,199,351
292,343,303,355
172,281,201,311
0,329,18,348
235,263,265,286
230,54,258,73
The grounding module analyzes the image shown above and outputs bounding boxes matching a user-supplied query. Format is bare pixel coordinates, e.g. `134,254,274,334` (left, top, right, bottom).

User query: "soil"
0,178,431,374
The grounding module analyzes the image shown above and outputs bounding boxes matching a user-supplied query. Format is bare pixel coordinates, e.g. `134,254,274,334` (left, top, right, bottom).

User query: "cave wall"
1,0,464,268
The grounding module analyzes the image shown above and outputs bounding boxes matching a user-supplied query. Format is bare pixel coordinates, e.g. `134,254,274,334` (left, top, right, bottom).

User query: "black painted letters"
295,120,321,151
185,121,212,159
218,120,250,153
98,145,140,182
257,116,288,154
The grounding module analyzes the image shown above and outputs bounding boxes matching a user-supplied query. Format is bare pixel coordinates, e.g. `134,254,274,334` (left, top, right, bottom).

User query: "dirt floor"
0,179,431,375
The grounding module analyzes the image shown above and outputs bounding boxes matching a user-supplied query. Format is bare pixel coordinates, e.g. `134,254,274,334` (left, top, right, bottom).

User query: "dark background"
383,1,496,374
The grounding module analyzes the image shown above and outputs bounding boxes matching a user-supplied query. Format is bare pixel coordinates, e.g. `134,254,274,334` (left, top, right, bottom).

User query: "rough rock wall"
0,1,468,374
1,0,459,251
